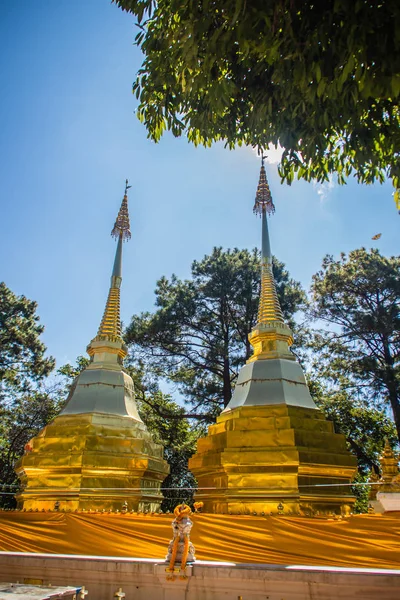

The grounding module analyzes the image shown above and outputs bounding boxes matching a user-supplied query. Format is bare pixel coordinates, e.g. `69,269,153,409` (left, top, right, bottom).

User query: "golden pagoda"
189,159,357,516
15,181,169,511
369,439,400,512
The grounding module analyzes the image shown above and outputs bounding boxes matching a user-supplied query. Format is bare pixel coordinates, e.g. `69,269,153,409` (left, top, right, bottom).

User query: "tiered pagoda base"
189,404,357,516
15,412,169,512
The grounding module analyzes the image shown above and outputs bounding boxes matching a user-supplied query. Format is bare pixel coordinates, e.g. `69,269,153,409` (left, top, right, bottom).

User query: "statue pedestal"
372,492,400,514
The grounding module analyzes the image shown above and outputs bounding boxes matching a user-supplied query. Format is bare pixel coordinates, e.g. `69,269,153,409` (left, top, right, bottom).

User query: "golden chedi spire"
88,180,132,362
15,180,170,511
189,157,357,517
248,157,293,362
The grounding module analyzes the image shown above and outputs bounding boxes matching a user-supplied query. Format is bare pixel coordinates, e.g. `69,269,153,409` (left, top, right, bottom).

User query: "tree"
307,378,398,513
120,364,200,510
131,375,199,511
309,248,400,442
126,247,305,419
114,0,400,192
0,282,54,394
0,388,64,508
0,283,56,507
308,379,397,473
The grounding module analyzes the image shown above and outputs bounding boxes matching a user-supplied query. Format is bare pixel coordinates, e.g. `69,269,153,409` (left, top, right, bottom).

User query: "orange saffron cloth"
0,512,399,569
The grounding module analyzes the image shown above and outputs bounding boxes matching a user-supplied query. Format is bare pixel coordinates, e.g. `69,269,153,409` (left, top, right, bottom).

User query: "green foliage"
309,248,400,442
124,365,200,511
125,247,305,417
351,471,370,515
114,0,400,189
57,355,89,380
309,380,397,473
0,388,64,508
0,282,55,394
0,283,57,507
308,379,398,513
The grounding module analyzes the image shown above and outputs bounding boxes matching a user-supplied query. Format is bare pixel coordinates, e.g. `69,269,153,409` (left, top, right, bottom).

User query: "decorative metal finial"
111,180,132,241
253,156,275,217
124,178,132,195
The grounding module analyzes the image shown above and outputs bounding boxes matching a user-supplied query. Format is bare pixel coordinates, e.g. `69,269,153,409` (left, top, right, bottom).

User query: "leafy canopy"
0,388,64,508
114,0,400,190
0,282,54,394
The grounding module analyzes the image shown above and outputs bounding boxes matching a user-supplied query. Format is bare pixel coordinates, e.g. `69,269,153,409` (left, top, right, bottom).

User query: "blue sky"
0,0,398,370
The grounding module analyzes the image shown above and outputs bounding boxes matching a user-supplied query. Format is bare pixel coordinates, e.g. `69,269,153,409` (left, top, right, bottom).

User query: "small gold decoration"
370,439,400,497
277,502,284,515
368,468,380,500
193,501,204,512
380,439,400,484
114,588,125,599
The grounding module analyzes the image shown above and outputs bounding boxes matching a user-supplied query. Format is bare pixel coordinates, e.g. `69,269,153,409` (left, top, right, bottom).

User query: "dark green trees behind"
0,282,54,394
0,283,58,507
310,249,400,441
125,247,305,419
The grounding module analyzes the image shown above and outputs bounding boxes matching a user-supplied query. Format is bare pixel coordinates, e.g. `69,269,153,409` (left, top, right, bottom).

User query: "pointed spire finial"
111,180,132,241
87,182,132,362
247,159,293,363
253,155,275,217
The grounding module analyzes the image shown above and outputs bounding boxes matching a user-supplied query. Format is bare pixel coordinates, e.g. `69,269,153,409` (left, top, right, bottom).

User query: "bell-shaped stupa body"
189,161,357,516
15,182,169,511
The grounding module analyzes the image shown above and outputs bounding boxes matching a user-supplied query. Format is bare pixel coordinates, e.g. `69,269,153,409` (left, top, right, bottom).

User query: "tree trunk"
222,356,232,408
386,371,400,444
382,339,400,443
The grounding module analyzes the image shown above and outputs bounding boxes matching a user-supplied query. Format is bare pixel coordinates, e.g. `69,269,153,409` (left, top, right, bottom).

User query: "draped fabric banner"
0,512,399,569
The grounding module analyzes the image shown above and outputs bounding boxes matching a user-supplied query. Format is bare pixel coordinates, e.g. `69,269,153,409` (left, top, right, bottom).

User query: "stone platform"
0,553,399,600
0,583,79,600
